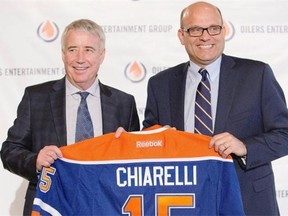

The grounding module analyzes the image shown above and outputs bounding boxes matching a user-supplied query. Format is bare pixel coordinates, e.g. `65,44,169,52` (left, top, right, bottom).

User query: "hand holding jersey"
209,132,247,158
36,146,63,172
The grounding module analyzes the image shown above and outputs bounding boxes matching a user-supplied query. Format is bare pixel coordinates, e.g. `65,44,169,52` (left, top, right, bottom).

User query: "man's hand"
36,145,63,171
115,127,127,138
209,132,247,158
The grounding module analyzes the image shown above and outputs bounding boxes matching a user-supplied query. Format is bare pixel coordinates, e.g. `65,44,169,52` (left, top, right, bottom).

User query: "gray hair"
61,19,106,51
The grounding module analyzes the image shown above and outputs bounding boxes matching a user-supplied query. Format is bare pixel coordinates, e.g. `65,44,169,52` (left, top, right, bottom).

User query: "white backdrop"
0,0,288,215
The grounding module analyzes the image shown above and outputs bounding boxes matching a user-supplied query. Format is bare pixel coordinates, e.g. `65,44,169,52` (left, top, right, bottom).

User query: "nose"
199,29,211,40
76,51,85,63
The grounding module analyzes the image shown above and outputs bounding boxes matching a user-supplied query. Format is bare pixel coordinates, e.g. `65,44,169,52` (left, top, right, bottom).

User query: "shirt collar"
65,77,100,96
188,55,222,81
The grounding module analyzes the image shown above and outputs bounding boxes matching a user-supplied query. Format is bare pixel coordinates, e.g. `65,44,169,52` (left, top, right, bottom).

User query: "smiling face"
62,29,105,90
178,2,225,68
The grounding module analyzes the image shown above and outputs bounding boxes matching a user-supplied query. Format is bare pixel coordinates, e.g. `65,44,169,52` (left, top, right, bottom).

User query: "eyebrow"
67,45,96,50
84,46,96,50
187,24,222,28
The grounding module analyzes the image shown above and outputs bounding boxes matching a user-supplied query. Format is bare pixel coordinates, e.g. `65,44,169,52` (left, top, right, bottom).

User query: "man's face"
178,3,226,68
62,29,105,90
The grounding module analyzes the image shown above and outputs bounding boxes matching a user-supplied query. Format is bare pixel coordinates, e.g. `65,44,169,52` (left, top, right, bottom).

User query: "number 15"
122,193,195,216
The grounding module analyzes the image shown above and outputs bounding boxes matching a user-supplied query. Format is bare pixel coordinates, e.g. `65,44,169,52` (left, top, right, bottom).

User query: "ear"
177,29,185,45
61,49,65,62
99,48,106,64
222,25,227,36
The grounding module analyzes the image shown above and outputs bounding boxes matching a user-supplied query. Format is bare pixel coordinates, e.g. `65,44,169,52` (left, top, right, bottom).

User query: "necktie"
75,92,94,142
194,68,213,136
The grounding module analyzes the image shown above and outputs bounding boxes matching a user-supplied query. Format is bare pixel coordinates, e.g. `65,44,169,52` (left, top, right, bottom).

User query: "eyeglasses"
182,25,223,37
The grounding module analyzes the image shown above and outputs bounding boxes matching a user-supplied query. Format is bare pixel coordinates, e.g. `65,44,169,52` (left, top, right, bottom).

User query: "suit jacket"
143,54,288,215
0,77,140,215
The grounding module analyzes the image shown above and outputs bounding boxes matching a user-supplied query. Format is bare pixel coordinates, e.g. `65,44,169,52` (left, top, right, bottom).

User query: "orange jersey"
61,127,228,161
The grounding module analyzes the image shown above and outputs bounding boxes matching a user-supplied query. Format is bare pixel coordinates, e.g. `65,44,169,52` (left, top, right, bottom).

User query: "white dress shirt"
65,77,102,144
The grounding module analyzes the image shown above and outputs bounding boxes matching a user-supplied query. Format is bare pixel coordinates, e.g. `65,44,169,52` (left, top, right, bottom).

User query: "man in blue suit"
143,2,288,215
1,19,139,215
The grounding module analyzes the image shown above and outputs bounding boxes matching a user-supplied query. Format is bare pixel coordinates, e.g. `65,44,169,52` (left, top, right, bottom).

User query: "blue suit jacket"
1,77,140,215
143,54,288,215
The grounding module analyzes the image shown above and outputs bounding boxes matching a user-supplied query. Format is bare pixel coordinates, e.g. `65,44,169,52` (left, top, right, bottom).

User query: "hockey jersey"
32,127,245,216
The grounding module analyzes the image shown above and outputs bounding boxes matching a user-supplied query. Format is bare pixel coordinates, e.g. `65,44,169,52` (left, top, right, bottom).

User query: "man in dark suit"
0,19,139,215
143,2,288,215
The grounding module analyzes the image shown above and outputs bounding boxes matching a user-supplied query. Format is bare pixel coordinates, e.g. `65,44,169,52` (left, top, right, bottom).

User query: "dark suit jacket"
1,77,140,215
143,54,288,215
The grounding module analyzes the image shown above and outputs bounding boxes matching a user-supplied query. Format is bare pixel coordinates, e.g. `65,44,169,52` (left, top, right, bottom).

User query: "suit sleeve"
1,89,38,183
243,63,288,169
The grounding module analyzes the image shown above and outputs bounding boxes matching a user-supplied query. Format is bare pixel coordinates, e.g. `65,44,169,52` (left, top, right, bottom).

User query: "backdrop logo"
37,20,59,42
124,61,147,83
224,20,235,41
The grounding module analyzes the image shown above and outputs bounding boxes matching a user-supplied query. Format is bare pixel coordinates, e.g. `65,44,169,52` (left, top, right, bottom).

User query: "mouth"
73,66,89,71
198,44,213,49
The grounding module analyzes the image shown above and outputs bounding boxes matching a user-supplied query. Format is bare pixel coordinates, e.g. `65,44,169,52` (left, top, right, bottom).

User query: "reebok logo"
136,140,163,148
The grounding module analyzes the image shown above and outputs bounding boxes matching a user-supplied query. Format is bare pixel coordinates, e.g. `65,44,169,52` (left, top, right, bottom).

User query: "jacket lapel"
50,78,67,146
99,82,115,134
170,62,189,130
214,55,238,134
